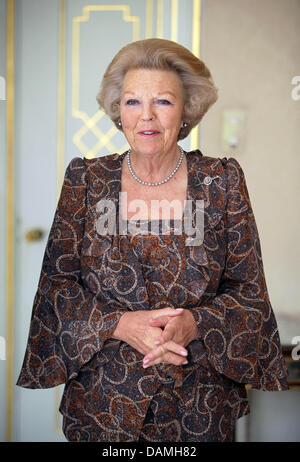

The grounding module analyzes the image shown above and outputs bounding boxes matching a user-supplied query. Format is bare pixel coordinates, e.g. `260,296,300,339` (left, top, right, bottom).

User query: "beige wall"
200,0,300,342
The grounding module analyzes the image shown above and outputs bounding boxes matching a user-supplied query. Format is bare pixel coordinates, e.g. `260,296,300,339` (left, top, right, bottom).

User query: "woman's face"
120,68,184,159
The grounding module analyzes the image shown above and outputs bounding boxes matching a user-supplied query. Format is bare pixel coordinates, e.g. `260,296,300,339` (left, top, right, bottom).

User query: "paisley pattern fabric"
16,149,289,442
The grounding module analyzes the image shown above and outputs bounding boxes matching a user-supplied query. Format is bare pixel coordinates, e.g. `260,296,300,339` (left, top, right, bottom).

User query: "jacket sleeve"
190,157,289,391
16,157,126,389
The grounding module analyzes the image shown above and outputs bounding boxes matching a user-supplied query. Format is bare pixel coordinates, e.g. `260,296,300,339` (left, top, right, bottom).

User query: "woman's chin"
131,140,175,157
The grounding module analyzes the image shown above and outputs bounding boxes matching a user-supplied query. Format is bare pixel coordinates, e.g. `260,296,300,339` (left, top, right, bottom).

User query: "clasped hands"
112,307,199,368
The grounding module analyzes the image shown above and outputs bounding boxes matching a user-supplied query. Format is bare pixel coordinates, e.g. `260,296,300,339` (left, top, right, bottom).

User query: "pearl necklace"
127,146,184,186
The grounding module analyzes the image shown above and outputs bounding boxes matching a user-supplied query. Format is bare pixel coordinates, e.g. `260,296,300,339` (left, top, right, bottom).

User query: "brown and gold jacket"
17,150,289,441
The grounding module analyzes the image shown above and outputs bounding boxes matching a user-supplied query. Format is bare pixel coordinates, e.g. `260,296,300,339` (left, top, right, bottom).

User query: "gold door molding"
69,1,202,160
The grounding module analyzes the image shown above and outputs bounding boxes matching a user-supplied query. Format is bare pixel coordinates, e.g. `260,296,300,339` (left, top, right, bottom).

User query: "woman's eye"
158,99,171,105
126,99,139,105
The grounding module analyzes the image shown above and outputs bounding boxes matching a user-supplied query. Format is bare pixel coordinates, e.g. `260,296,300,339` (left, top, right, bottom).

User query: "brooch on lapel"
203,176,219,185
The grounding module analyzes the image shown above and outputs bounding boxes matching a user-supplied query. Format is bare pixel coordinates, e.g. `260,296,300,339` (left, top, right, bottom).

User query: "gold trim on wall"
6,0,15,443
190,0,201,150
192,0,201,60
156,0,163,38
145,0,153,38
170,0,178,42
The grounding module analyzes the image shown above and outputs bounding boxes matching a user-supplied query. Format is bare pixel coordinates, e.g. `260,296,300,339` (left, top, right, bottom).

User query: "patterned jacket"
17,150,289,441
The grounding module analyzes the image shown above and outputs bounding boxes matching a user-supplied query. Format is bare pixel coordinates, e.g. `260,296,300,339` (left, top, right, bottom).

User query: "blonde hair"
96,38,218,140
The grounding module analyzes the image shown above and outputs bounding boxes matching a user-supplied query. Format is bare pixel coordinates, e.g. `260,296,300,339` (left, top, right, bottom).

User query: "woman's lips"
138,130,160,137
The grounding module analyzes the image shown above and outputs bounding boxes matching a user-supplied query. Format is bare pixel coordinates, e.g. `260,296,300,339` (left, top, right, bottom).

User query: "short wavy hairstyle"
96,38,218,140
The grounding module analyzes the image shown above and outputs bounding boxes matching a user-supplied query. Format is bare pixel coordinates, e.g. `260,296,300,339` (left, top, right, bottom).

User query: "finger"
153,323,177,346
149,313,181,343
143,341,188,366
165,308,184,317
159,339,188,357
149,313,183,333
148,315,170,327
164,351,189,367
151,308,184,319
152,333,165,346
143,349,188,368
145,355,188,368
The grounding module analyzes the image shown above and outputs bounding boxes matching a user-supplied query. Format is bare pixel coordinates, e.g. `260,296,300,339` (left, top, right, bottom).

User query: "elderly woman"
17,38,289,442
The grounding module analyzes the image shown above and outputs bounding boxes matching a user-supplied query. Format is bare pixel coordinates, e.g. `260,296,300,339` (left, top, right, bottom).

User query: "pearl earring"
181,121,188,128
117,120,122,127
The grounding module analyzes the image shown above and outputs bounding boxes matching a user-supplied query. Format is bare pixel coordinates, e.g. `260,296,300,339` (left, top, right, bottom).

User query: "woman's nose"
140,103,155,121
